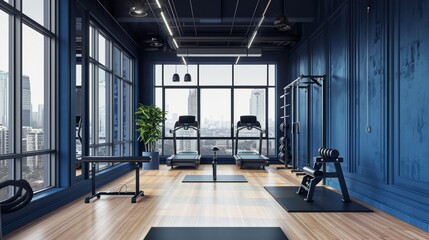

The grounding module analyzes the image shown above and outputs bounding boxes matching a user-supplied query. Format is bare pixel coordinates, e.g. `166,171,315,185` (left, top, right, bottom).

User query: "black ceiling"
99,0,315,51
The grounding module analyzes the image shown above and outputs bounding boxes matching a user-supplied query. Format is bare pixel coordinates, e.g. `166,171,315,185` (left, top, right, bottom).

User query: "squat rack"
280,75,326,173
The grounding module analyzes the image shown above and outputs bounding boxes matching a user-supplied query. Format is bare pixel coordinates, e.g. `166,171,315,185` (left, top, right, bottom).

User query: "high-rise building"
187,89,197,116
182,89,198,151
250,89,265,127
22,75,32,127
0,71,9,126
38,104,44,128
0,72,32,127
0,125,9,155
25,129,44,168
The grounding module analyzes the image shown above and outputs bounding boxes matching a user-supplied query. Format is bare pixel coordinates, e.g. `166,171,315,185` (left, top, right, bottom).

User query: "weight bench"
81,156,151,203
296,148,350,202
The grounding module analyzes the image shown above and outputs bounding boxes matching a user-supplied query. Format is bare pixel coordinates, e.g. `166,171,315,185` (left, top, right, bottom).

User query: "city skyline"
0,71,45,129
161,88,275,155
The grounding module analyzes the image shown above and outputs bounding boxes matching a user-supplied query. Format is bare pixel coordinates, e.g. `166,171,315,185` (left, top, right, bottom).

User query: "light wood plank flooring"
5,165,429,240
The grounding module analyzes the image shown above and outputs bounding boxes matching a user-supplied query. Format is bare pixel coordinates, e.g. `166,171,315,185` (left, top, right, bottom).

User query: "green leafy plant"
135,104,166,152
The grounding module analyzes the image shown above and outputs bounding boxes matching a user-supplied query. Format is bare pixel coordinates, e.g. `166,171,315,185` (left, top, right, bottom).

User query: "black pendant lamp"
184,64,191,82
172,65,180,82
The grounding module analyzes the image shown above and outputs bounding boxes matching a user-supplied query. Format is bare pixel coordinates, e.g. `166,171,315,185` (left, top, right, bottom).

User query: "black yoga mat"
182,175,247,183
264,186,373,212
144,227,288,240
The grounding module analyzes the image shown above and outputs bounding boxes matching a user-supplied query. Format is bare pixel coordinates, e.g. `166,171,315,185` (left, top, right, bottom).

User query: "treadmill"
167,115,201,169
234,115,270,169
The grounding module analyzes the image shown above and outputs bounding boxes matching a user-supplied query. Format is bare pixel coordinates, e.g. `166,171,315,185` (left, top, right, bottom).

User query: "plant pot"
142,151,159,170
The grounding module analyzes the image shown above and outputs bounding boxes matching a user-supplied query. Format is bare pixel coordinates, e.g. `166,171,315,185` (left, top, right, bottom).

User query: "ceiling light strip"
160,12,173,36
257,15,265,28
156,0,161,8
262,0,272,16
235,56,240,64
181,57,187,65
247,0,271,49
173,38,179,49
248,30,258,48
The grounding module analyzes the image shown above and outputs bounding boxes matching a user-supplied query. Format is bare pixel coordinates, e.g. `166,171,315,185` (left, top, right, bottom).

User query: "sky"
1,0,47,112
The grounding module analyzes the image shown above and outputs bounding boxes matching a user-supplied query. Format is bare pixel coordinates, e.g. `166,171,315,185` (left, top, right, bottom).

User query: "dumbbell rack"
277,85,292,169
278,75,326,174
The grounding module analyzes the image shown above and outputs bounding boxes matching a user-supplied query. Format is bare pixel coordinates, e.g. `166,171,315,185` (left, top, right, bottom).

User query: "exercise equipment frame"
82,156,151,203
279,75,326,174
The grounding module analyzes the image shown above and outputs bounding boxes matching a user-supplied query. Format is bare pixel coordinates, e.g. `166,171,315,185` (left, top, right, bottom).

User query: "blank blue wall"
287,0,429,232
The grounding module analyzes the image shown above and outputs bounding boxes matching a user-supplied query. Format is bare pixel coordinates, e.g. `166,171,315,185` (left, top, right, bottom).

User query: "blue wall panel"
393,0,429,190
353,0,386,182
309,28,326,157
327,4,349,170
287,0,429,231
295,43,310,167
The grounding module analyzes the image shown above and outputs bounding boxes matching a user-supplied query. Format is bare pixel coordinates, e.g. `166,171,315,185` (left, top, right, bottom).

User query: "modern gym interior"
1,0,429,239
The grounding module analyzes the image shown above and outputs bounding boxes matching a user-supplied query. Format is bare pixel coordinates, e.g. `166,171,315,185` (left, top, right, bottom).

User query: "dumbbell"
318,147,340,158
318,147,324,156
280,122,286,132
278,152,285,161
279,137,285,145
328,149,339,158
279,144,285,153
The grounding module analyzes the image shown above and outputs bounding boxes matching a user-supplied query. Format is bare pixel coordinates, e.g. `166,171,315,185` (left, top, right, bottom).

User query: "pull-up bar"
285,74,326,89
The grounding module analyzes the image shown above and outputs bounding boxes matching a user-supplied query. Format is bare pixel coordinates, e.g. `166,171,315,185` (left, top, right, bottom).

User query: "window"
22,0,49,28
155,64,276,157
88,23,134,172
0,0,56,197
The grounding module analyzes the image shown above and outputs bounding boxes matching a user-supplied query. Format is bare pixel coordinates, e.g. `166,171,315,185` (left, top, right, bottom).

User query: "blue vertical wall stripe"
287,0,429,232
58,0,71,188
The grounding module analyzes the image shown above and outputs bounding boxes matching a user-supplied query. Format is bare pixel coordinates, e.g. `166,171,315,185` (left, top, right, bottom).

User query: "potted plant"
135,104,166,169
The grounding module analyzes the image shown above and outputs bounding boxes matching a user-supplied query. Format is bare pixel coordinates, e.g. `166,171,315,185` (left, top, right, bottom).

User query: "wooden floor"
5,165,429,240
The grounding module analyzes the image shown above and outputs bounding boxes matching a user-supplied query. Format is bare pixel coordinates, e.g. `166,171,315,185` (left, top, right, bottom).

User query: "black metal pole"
213,151,217,181
291,85,297,171
306,86,311,167
322,76,327,184
91,162,96,196
135,163,140,194
322,76,326,148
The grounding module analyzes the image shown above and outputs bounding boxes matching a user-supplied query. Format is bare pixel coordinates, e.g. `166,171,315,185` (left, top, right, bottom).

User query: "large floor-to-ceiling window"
0,0,56,199
155,64,276,157
87,22,134,171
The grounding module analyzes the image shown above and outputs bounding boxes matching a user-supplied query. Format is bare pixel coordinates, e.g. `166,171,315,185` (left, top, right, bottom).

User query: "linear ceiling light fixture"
247,2,270,49
235,56,240,64
160,12,173,36
177,48,261,57
173,38,179,49
237,0,271,64
156,2,188,66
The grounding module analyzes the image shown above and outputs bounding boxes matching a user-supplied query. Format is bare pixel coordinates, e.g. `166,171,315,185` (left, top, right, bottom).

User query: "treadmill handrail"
234,123,265,156
235,126,266,134
170,125,200,133
171,124,201,155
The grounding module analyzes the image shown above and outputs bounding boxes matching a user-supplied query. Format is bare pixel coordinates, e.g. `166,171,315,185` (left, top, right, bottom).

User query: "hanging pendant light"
172,65,180,82
184,64,191,82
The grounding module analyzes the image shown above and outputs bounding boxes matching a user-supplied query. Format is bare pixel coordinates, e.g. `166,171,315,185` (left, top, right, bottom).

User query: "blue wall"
287,0,429,231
